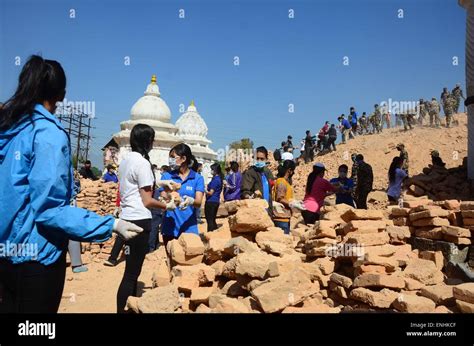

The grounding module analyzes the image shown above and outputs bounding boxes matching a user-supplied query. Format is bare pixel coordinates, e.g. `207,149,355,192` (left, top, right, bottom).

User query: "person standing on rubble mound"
354,154,373,209
302,163,335,225
387,156,408,204
0,55,145,313
271,160,306,234
115,124,178,313
159,143,205,247
241,146,275,210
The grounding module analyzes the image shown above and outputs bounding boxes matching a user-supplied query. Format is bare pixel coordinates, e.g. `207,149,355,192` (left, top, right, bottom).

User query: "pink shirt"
303,176,335,213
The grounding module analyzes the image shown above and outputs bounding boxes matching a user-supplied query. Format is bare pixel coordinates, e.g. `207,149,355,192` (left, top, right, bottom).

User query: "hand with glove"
179,196,195,210
156,180,181,191
113,207,121,218
113,219,143,241
289,199,306,211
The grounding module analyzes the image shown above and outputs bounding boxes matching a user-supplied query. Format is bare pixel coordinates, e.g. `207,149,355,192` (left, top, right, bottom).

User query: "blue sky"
0,0,466,167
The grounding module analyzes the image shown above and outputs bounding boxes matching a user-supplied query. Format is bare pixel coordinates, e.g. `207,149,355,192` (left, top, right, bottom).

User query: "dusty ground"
59,223,209,313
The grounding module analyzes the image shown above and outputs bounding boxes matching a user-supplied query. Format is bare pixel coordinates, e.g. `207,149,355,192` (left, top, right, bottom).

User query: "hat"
431,150,439,157
314,163,325,169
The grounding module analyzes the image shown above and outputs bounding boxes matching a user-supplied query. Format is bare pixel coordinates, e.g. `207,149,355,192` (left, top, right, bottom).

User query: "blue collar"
170,169,197,182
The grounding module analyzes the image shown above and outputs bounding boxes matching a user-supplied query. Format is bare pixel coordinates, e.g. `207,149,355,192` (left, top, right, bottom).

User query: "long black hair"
388,156,403,183
0,55,66,130
277,159,296,178
170,143,198,171
130,124,156,184
211,162,224,181
305,165,325,194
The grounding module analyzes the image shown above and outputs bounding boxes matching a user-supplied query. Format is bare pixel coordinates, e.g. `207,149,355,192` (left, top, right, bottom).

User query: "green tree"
229,138,253,150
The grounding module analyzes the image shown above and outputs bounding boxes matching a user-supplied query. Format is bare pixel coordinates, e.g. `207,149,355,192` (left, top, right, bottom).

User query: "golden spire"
190,100,195,107
151,74,157,84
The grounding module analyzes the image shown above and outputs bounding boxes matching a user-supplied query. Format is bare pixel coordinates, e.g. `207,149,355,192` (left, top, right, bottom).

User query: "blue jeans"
149,210,163,252
274,220,290,235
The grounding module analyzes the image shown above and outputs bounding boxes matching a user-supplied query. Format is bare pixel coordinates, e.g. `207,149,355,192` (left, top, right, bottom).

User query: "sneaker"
72,265,88,273
103,259,118,267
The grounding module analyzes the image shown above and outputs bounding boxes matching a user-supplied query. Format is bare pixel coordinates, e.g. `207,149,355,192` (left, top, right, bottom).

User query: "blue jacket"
0,104,114,265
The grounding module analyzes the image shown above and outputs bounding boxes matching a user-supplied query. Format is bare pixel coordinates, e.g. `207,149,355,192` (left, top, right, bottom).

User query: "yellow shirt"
272,177,293,221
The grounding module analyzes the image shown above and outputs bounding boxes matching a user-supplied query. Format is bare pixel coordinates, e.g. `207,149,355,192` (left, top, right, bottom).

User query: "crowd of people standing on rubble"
274,84,465,164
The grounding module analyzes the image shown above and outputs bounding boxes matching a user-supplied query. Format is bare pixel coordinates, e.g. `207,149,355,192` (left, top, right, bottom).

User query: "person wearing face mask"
241,146,275,210
159,143,205,246
205,163,223,232
272,160,305,234
302,163,335,224
329,164,355,207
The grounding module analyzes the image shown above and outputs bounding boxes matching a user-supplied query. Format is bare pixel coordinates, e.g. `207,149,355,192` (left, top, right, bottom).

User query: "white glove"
113,207,120,218
273,202,286,214
289,199,306,211
156,180,180,191
179,196,195,210
113,219,143,241
165,200,177,211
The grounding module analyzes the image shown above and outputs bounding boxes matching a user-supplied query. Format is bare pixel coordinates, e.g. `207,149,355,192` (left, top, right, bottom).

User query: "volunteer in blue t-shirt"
205,163,223,232
330,164,356,207
160,143,205,246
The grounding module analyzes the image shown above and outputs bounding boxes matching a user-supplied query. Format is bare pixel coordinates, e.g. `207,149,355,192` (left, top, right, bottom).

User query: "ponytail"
0,55,66,130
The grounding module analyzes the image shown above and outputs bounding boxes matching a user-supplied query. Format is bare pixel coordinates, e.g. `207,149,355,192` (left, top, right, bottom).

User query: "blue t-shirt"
330,177,355,207
342,119,351,129
387,168,407,199
207,175,223,203
261,173,270,204
103,172,118,183
159,169,205,238
351,112,358,125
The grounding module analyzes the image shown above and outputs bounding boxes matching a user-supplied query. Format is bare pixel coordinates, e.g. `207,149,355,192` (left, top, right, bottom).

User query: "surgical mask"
254,161,267,169
169,157,180,170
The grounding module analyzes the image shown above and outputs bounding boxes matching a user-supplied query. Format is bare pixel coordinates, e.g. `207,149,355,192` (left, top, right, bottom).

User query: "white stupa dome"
130,75,171,122
176,100,209,139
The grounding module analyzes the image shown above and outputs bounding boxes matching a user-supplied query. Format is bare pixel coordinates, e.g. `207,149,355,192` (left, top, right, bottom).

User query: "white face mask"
169,157,180,170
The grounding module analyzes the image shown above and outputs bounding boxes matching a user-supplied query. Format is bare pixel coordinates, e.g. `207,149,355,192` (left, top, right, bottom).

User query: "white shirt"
281,152,294,161
119,152,154,220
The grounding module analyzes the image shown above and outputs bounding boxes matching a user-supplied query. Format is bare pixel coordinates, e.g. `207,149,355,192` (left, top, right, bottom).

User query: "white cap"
314,163,325,169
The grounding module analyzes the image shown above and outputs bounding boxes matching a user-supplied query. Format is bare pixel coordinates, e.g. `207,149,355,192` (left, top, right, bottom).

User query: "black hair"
306,130,310,135
107,164,114,170
130,124,155,160
170,143,199,171
211,162,224,181
330,124,335,128
283,146,289,152
389,156,403,183
277,159,296,178
305,165,325,194
85,160,91,165
338,164,348,172
0,55,66,130
230,161,239,172
281,141,286,147
161,165,171,173
256,146,268,159
356,154,364,161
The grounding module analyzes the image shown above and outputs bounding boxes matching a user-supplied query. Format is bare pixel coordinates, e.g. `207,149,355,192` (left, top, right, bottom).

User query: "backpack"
273,148,282,161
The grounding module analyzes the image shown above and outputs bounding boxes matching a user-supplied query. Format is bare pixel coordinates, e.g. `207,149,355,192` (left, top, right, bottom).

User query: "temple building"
110,75,217,182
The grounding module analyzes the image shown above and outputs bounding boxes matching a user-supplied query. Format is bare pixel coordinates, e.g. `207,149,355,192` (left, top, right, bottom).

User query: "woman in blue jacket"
0,55,143,313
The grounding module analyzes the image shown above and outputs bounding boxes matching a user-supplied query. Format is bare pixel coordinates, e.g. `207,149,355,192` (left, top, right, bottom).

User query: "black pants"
0,251,66,313
117,218,151,313
109,235,125,261
205,201,220,232
301,210,320,225
356,190,370,209
326,137,336,151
